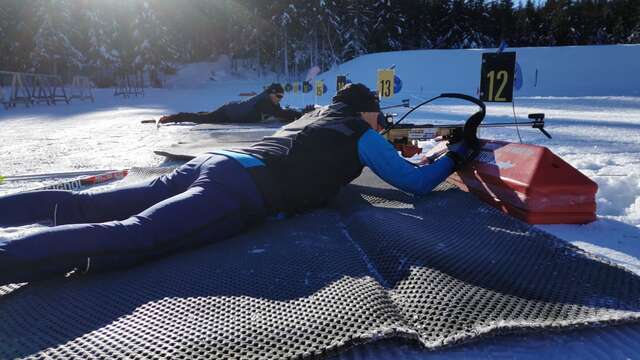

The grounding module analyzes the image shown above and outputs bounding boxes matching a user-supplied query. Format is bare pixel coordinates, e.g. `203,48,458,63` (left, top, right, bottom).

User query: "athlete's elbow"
393,181,432,196
409,179,442,196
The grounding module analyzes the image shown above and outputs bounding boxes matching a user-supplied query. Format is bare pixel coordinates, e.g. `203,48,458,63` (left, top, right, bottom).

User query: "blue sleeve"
357,129,455,196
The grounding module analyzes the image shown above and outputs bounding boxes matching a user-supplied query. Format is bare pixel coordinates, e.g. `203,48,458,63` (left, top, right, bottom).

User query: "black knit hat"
266,83,285,94
332,83,380,112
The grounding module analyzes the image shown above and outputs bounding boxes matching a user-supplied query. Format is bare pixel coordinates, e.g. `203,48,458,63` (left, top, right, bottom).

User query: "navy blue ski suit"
0,103,458,285
163,88,301,124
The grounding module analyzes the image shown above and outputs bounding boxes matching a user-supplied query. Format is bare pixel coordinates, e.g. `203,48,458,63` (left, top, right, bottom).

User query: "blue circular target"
394,76,403,93
514,62,523,91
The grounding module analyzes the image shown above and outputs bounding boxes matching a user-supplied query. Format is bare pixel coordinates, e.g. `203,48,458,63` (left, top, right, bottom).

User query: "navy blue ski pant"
0,154,266,284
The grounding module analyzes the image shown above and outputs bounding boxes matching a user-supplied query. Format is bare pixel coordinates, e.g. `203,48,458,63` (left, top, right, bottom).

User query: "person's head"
332,83,383,130
266,83,285,105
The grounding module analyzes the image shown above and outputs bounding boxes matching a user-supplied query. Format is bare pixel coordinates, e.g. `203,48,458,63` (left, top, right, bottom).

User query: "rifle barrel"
397,121,539,129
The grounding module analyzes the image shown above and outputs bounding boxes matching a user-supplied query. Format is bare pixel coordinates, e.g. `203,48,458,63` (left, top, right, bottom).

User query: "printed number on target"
479,52,515,102
377,69,395,98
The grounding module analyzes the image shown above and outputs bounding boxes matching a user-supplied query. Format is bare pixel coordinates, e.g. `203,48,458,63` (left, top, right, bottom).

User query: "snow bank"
596,172,640,224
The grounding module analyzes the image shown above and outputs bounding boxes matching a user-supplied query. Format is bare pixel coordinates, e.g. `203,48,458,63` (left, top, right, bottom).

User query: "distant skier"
158,83,309,125
0,83,476,285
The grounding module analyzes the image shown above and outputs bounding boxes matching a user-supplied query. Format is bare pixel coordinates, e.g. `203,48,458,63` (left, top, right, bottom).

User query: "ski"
27,169,129,191
2,169,122,182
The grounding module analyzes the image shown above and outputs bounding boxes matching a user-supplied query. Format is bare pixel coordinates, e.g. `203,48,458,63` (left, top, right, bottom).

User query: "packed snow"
1,45,640,357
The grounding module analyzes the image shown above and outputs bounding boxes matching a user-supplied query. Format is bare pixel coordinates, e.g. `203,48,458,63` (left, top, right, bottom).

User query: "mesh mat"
1,169,640,359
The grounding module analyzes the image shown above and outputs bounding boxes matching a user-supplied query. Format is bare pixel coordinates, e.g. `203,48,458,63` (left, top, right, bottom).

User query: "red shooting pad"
446,140,598,224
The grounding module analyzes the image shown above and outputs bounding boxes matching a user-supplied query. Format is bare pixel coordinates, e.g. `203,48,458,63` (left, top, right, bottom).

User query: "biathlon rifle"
380,93,550,157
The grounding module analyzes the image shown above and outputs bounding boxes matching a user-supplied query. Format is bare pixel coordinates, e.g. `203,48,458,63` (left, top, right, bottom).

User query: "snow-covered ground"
1,45,640,357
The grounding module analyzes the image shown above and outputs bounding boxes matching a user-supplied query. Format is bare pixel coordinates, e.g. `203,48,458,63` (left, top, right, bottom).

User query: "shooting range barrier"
114,72,145,98
0,71,94,110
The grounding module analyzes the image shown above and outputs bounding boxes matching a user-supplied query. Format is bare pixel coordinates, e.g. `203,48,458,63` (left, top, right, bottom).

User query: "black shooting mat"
154,123,281,161
1,169,640,359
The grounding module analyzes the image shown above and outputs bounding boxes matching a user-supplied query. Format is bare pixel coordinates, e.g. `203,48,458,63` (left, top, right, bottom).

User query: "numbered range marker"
377,69,395,98
293,82,300,94
336,75,347,92
316,80,325,96
480,52,516,102
302,81,313,94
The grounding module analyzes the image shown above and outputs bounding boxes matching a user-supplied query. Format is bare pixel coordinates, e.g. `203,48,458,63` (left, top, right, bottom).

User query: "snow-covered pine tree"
540,0,580,46
515,0,544,46
496,0,517,45
85,5,120,72
326,0,373,61
426,1,453,48
131,0,177,86
226,1,257,62
466,0,495,48
438,0,493,49
370,0,405,53
629,0,640,43
279,1,326,75
275,5,292,77
30,0,84,75
395,1,427,49
0,5,8,69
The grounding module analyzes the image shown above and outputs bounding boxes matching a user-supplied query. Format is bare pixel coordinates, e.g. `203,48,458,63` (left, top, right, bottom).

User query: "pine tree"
1,0,638,79
515,0,544,46
426,0,454,48
396,0,431,49
0,5,8,69
30,0,84,75
437,0,493,49
2,2,34,72
85,5,120,70
327,0,373,60
131,0,177,84
370,0,406,52
628,1,640,43
226,1,258,60
496,0,517,45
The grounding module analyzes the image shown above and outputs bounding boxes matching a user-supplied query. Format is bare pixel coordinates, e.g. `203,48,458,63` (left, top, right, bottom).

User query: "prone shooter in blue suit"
0,84,476,286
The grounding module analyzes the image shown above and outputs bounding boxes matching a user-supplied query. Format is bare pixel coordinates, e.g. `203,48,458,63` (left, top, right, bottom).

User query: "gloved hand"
445,140,476,169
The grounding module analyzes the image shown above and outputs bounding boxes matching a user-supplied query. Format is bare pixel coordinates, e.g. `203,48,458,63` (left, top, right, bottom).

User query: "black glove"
444,141,476,169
